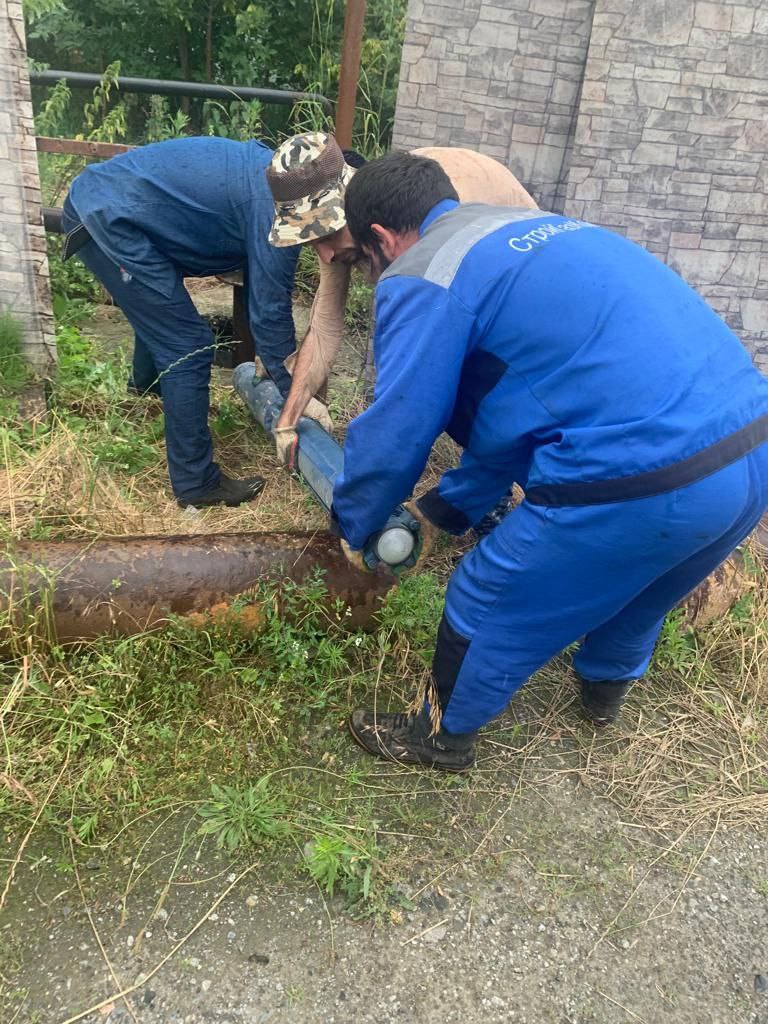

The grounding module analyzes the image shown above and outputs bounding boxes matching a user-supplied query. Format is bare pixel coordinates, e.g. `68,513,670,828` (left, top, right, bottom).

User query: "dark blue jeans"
63,198,220,501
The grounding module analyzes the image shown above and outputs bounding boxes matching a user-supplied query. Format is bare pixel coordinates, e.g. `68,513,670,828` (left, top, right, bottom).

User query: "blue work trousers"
435,446,768,735
62,199,220,501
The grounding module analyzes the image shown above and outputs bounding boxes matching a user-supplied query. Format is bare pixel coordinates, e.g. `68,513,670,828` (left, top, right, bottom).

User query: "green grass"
304,832,379,903
2,322,767,938
0,524,446,914
0,309,32,421
0,310,29,394
197,779,290,852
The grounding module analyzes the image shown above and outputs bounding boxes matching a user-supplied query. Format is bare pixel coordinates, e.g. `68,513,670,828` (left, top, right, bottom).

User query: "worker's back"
379,201,768,494
413,147,537,209
67,137,279,295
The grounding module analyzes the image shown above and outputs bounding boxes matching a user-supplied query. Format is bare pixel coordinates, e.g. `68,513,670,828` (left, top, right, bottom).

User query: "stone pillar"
0,1,56,376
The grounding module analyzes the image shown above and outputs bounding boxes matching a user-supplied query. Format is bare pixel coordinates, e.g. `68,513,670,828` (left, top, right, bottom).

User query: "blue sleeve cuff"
417,488,471,535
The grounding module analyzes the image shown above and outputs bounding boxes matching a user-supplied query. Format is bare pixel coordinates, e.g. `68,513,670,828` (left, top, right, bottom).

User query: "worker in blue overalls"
331,153,768,772
62,137,329,507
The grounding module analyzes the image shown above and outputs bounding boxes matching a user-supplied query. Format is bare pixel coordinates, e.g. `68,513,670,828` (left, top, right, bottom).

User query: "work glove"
274,425,299,471
340,538,369,573
304,396,334,432
274,397,334,470
338,501,438,575
402,501,437,570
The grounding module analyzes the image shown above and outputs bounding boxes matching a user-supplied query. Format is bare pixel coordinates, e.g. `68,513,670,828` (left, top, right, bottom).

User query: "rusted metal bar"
0,530,752,647
30,70,332,112
230,281,256,367
335,0,367,148
0,532,394,644
36,136,135,158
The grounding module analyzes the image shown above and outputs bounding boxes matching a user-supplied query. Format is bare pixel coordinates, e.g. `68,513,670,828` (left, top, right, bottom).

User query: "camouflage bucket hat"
267,132,355,247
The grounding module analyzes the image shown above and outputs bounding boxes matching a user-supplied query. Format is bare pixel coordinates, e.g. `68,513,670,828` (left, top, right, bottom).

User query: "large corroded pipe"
679,548,751,628
0,532,394,643
0,530,752,646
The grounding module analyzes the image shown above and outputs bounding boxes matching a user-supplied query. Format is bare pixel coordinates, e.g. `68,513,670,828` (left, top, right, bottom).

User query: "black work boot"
579,677,635,727
178,472,265,509
348,709,476,772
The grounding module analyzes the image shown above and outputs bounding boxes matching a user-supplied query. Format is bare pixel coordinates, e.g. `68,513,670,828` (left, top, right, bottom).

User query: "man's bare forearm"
276,260,351,428
277,337,320,427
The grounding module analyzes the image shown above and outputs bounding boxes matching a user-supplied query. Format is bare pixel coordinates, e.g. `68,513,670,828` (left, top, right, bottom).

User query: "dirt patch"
2,774,766,1024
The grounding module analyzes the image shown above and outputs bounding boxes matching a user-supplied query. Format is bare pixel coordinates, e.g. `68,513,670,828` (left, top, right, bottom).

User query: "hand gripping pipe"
232,367,755,627
232,364,420,569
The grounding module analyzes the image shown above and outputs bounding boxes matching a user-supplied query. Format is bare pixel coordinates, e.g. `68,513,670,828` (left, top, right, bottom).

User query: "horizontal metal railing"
30,70,332,111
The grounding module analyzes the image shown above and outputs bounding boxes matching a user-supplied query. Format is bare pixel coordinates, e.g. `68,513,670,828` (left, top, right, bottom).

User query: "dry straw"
2,309,766,837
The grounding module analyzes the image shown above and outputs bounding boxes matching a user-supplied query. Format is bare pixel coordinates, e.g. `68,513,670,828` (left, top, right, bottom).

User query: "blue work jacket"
332,200,768,550
67,137,299,393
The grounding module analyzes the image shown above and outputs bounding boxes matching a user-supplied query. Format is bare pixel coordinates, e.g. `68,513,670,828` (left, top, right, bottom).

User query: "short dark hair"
342,148,367,169
344,152,459,249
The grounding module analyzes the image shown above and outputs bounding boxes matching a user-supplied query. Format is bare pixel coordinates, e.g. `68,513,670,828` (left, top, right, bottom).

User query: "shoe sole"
579,702,618,728
347,717,474,773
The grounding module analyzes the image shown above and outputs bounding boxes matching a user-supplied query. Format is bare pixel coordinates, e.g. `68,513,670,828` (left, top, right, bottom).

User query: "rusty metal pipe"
335,0,367,148
3,527,748,647
36,136,135,159
0,532,394,644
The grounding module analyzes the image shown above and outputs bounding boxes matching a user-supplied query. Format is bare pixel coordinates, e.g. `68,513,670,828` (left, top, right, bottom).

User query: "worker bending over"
265,132,537,468
62,137,329,507
330,153,768,772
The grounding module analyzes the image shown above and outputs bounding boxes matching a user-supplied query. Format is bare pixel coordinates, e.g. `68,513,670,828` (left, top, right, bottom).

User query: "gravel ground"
3,777,766,1024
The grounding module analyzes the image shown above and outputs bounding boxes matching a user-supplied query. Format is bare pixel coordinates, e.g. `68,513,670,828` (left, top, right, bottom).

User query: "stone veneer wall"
0,1,55,374
394,0,596,211
393,0,768,368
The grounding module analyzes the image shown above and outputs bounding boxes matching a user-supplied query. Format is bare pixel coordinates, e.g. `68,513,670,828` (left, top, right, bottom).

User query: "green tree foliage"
27,1,301,93
26,0,406,305
25,0,407,149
